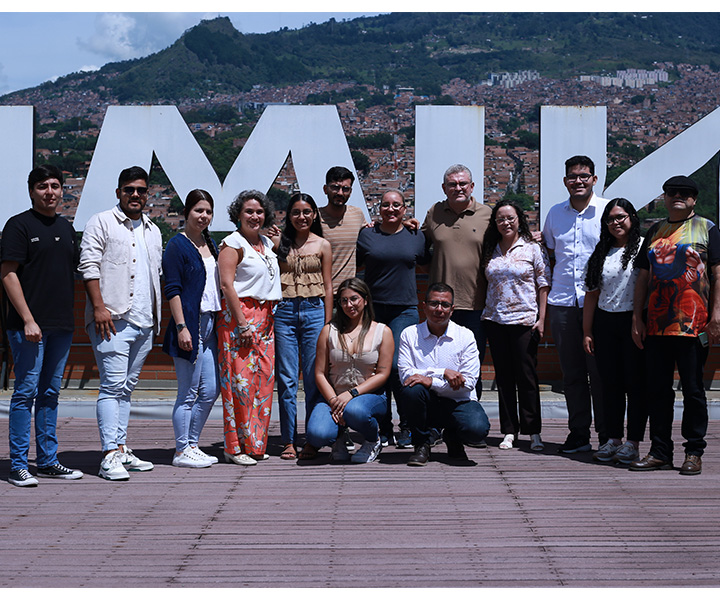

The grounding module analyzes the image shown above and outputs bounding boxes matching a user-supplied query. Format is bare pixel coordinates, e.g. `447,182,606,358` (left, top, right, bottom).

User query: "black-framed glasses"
328,183,352,193
565,174,593,182
122,186,148,196
445,181,471,189
426,300,453,309
606,214,629,225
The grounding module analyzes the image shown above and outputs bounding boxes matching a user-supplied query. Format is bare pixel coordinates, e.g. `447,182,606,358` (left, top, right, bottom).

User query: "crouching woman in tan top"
302,278,393,463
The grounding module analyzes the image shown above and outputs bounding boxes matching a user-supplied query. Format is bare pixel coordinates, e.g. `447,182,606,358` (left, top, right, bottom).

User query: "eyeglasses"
665,188,695,199
565,174,593,183
606,214,629,225
290,208,315,218
340,294,364,306
426,300,453,309
380,202,405,210
444,181,472,189
496,216,517,224
122,186,148,196
328,183,352,193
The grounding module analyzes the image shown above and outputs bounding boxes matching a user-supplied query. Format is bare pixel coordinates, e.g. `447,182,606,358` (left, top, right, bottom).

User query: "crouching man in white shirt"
397,282,490,466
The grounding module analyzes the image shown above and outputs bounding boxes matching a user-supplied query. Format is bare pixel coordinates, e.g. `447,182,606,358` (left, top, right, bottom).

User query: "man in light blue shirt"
542,155,609,454
397,282,490,466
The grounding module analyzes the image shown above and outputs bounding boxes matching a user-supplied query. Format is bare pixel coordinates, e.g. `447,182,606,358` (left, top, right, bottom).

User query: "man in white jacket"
79,166,162,481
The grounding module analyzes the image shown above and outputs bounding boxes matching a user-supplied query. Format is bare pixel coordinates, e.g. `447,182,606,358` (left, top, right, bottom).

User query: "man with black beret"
630,175,720,475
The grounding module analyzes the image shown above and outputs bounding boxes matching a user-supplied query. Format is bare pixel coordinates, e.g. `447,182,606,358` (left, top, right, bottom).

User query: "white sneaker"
499,434,515,450
190,446,218,464
331,437,351,462
351,438,382,463
99,451,130,481
119,447,154,471
530,434,544,451
173,447,212,468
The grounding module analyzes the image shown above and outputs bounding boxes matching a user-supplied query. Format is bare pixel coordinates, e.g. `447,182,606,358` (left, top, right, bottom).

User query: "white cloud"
76,13,207,62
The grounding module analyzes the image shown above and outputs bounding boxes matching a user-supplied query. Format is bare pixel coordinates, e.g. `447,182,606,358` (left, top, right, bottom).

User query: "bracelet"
237,324,251,333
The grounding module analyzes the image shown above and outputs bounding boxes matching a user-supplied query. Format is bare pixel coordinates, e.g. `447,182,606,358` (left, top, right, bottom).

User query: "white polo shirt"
542,193,608,308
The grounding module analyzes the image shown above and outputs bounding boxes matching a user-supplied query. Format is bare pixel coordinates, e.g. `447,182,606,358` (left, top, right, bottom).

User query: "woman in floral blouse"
481,199,550,452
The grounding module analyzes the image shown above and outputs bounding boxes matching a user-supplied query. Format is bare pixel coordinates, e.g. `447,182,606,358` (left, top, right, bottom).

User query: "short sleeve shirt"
0,209,78,331
421,199,492,311
319,205,367,292
636,215,720,337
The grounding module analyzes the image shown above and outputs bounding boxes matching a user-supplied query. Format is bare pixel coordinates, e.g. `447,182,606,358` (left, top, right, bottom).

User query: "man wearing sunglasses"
542,155,609,454
396,282,490,466
630,175,720,475
79,166,163,481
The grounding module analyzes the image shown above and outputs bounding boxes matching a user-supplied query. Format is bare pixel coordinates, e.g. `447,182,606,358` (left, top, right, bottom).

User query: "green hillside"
9,12,720,103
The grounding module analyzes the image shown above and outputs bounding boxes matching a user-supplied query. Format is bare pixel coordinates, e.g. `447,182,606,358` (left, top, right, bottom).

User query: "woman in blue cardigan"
162,189,222,468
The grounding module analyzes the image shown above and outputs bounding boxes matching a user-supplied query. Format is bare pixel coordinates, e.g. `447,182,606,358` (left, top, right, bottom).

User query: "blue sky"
0,9,386,95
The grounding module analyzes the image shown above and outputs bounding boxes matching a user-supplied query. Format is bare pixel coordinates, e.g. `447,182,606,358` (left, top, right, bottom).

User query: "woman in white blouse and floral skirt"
481,199,551,452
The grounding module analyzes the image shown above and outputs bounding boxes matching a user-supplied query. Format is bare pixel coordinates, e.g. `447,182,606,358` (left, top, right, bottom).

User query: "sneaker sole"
8,478,38,487
124,465,154,472
407,460,428,467
98,470,130,481
36,473,83,479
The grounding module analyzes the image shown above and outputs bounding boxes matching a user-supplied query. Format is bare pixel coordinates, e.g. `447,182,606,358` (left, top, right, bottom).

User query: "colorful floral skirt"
217,297,275,455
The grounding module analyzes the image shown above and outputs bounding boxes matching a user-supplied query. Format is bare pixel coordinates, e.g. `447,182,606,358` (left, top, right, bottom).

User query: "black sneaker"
428,428,443,447
395,428,412,449
342,429,354,451
36,463,84,480
559,434,592,454
8,469,38,487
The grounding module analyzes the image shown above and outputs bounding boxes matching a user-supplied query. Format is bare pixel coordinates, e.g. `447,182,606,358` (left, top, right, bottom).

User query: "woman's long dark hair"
276,192,324,262
184,189,218,259
481,199,534,268
332,278,375,356
584,198,641,291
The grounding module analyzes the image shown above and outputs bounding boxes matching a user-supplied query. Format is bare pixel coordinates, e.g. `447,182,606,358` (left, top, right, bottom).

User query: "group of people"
2,156,717,487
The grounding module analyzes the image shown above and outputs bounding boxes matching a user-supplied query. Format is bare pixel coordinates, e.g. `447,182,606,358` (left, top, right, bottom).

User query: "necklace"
183,231,206,250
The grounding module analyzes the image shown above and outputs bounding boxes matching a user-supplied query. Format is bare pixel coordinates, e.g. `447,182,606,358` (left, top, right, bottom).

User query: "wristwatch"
349,388,360,398
176,323,187,332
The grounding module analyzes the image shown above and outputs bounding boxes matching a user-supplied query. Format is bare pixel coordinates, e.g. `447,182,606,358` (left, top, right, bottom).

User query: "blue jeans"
451,309,487,397
7,329,73,471
274,296,326,445
88,319,154,452
373,303,418,434
306,392,387,449
398,384,490,447
172,313,220,452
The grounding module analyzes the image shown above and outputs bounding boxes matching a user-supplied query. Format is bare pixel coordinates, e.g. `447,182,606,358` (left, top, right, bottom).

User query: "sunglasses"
122,186,148,196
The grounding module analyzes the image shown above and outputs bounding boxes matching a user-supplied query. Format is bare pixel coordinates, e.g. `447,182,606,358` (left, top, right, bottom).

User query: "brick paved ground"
1,410,719,588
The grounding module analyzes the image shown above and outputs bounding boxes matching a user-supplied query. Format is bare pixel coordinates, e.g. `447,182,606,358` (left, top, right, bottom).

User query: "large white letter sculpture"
1,107,34,223
3,103,720,231
539,106,607,225
415,105,485,220
72,104,366,230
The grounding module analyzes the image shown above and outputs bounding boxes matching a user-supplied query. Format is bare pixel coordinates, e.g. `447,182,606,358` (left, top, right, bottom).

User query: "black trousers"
592,309,648,441
644,335,709,461
485,321,542,436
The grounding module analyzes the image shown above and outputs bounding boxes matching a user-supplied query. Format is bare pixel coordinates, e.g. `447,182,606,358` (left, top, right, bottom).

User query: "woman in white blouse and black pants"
583,198,648,465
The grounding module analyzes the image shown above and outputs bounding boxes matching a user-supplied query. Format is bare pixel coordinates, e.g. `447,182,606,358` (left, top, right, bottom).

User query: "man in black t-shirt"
1,165,83,487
